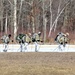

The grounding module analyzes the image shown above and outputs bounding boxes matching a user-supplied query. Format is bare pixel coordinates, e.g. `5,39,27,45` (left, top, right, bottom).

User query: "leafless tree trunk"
18,0,23,25
42,0,47,43
5,13,8,34
63,0,71,27
0,0,3,36
32,1,35,33
54,0,61,32
49,0,53,37
13,0,17,40
32,16,35,33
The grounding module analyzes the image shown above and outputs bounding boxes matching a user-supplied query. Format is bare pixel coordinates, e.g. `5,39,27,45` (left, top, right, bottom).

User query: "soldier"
24,33,32,50
55,32,69,51
32,32,42,52
1,34,11,52
55,32,69,46
32,32,41,42
16,33,31,52
16,34,25,44
25,33,32,44
16,34,26,52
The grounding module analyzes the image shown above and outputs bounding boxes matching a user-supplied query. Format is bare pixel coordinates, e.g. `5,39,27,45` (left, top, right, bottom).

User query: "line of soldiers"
1,32,69,52
1,32,43,52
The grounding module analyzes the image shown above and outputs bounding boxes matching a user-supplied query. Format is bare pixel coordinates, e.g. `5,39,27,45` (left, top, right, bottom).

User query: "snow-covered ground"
0,44,75,52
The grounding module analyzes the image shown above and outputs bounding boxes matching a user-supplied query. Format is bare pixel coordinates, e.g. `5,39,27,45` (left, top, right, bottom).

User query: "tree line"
0,0,75,44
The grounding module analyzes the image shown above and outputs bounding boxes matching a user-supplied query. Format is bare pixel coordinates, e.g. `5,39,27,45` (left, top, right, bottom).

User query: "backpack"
16,34,26,43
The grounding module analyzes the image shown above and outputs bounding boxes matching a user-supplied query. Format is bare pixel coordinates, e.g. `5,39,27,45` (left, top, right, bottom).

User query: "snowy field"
0,44,75,52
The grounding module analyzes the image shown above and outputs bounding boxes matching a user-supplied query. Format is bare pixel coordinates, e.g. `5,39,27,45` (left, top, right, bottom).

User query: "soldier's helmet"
38,32,41,35
65,33,69,36
59,32,61,34
8,34,11,38
28,33,31,36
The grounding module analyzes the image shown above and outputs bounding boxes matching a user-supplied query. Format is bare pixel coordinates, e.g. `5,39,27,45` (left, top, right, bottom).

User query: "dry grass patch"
0,52,75,75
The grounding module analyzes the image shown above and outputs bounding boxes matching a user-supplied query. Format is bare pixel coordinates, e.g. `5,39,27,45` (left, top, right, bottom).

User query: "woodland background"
0,0,75,44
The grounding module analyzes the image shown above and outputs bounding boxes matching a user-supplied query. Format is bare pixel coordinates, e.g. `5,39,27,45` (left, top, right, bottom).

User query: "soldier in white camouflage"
32,32,42,52
55,32,69,51
16,34,31,52
1,34,11,52
32,32,42,42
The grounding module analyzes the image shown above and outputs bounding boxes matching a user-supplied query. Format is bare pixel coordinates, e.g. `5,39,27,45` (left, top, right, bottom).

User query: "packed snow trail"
0,44,75,52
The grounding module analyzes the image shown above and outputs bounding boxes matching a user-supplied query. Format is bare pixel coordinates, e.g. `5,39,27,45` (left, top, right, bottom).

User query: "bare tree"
48,0,71,37
13,0,17,40
0,0,3,36
5,13,7,34
63,0,71,29
42,0,47,43
31,0,35,33
54,0,61,32
18,0,23,26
